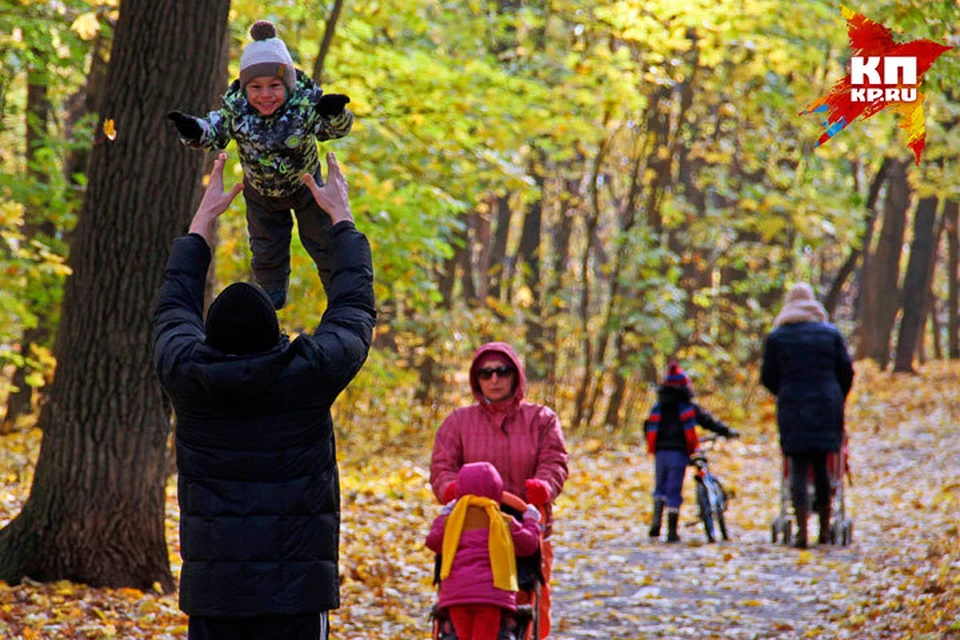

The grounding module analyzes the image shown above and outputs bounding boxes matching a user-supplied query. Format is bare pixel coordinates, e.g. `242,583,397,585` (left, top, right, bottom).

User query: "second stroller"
426,462,543,640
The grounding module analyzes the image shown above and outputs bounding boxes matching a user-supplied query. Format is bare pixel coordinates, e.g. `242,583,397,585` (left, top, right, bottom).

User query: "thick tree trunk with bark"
64,37,110,185
0,0,231,591
894,197,939,372
861,159,910,367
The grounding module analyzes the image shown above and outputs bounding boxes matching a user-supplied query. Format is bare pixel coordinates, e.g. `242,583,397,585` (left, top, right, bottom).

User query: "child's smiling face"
246,76,287,116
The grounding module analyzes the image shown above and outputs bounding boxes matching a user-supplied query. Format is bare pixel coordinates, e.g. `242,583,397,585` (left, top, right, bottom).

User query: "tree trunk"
922,211,948,364
543,174,578,401
571,141,609,431
476,197,494,302
0,0,231,591
603,330,631,431
2,60,52,432
64,35,110,185
311,0,345,84
515,155,546,380
861,159,910,367
588,84,675,428
488,195,513,302
824,157,891,315
415,219,466,403
460,211,479,304
893,197,938,372
946,200,959,359
927,293,941,361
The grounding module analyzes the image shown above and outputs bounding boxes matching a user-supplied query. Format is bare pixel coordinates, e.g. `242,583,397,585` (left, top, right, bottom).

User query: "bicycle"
689,434,733,543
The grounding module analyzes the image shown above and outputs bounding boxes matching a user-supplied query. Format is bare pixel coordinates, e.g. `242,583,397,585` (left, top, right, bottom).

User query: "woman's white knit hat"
239,21,296,91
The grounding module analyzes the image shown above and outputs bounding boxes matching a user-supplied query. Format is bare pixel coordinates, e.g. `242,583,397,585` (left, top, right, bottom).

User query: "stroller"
771,435,853,546
430,491,544,640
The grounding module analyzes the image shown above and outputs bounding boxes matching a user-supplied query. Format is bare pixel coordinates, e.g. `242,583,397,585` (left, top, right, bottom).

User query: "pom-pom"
667,360,680,375
250,20,277,41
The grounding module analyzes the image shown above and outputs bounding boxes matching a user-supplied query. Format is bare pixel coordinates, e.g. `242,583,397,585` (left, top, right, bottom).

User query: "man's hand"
188,152,243,246
316,94,350,117
303,152,353,225
167,111,203,141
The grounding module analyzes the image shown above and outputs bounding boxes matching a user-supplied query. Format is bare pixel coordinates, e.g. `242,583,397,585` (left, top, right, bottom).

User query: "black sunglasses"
477,365,515,380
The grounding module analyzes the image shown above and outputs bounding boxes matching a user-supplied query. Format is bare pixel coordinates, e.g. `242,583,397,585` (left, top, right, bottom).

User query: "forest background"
0,0,959,637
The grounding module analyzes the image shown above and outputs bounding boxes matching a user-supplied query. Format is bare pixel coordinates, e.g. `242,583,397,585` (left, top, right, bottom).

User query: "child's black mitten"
166,111,203,141
316,94,350,117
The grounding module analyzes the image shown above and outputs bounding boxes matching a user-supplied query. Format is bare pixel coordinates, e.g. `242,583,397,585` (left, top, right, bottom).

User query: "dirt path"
552,521,861,638
549,364,960,639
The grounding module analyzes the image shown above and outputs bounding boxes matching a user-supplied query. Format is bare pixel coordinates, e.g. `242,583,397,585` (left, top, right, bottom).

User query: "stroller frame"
771,437,853,546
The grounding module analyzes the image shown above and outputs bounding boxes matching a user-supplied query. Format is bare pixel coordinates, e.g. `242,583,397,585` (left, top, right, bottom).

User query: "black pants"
244,176,333,307
789,452,830,514
188,612,328,640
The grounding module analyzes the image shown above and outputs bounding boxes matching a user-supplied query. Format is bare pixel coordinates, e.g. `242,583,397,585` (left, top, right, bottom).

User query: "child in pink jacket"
426,462,541,640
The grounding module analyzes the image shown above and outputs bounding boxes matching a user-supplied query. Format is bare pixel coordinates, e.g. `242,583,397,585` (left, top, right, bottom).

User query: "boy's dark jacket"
153,222,375,617
644,386,733,455
181,70,353,199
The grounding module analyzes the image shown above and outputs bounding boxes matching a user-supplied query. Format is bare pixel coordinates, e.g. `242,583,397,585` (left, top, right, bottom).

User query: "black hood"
657,384,693,404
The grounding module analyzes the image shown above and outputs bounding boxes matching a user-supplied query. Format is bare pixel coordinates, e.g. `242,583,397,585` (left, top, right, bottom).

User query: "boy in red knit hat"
644,361,738,542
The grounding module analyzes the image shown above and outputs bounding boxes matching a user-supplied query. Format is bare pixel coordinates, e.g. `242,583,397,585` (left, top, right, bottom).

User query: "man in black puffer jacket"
154,151,375,640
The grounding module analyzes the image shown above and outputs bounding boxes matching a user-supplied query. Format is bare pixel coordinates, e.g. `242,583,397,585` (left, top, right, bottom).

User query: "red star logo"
799,7,951,165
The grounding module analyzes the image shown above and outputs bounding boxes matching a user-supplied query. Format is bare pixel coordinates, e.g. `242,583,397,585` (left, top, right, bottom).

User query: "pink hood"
469,342,527,410
455,461,503,501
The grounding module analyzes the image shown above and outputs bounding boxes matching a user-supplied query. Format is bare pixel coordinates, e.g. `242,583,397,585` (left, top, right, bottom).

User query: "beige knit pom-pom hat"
239,20,296,91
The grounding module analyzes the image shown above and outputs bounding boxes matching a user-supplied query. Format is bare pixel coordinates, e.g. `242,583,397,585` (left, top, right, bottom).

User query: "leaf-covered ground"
0,362,958,639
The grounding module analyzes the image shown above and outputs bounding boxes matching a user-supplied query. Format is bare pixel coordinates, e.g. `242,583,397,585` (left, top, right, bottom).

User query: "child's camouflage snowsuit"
184,70,353,198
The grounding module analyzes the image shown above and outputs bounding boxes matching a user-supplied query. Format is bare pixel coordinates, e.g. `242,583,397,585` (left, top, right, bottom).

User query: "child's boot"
793,506,808,549
666,508,681,543
648,499,664,538
265,286,287,311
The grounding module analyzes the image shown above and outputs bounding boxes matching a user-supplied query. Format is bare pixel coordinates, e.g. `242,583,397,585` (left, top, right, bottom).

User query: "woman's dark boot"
818,503,833,544
649,499,664,538
666,509,681,543
793,507,809,549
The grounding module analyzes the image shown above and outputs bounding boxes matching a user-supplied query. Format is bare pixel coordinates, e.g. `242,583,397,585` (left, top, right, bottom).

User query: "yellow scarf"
440,495,518,592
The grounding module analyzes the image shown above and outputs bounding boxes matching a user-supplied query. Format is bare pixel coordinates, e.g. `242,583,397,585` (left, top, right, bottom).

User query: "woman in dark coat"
761,283,854,548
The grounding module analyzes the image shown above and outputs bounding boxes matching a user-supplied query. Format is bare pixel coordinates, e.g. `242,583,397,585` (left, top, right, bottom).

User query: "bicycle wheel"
696,480,716,542
712,480,730,541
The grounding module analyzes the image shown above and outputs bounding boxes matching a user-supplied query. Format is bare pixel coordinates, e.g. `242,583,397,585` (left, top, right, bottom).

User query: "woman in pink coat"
426,462,541,640
430,342,569,638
